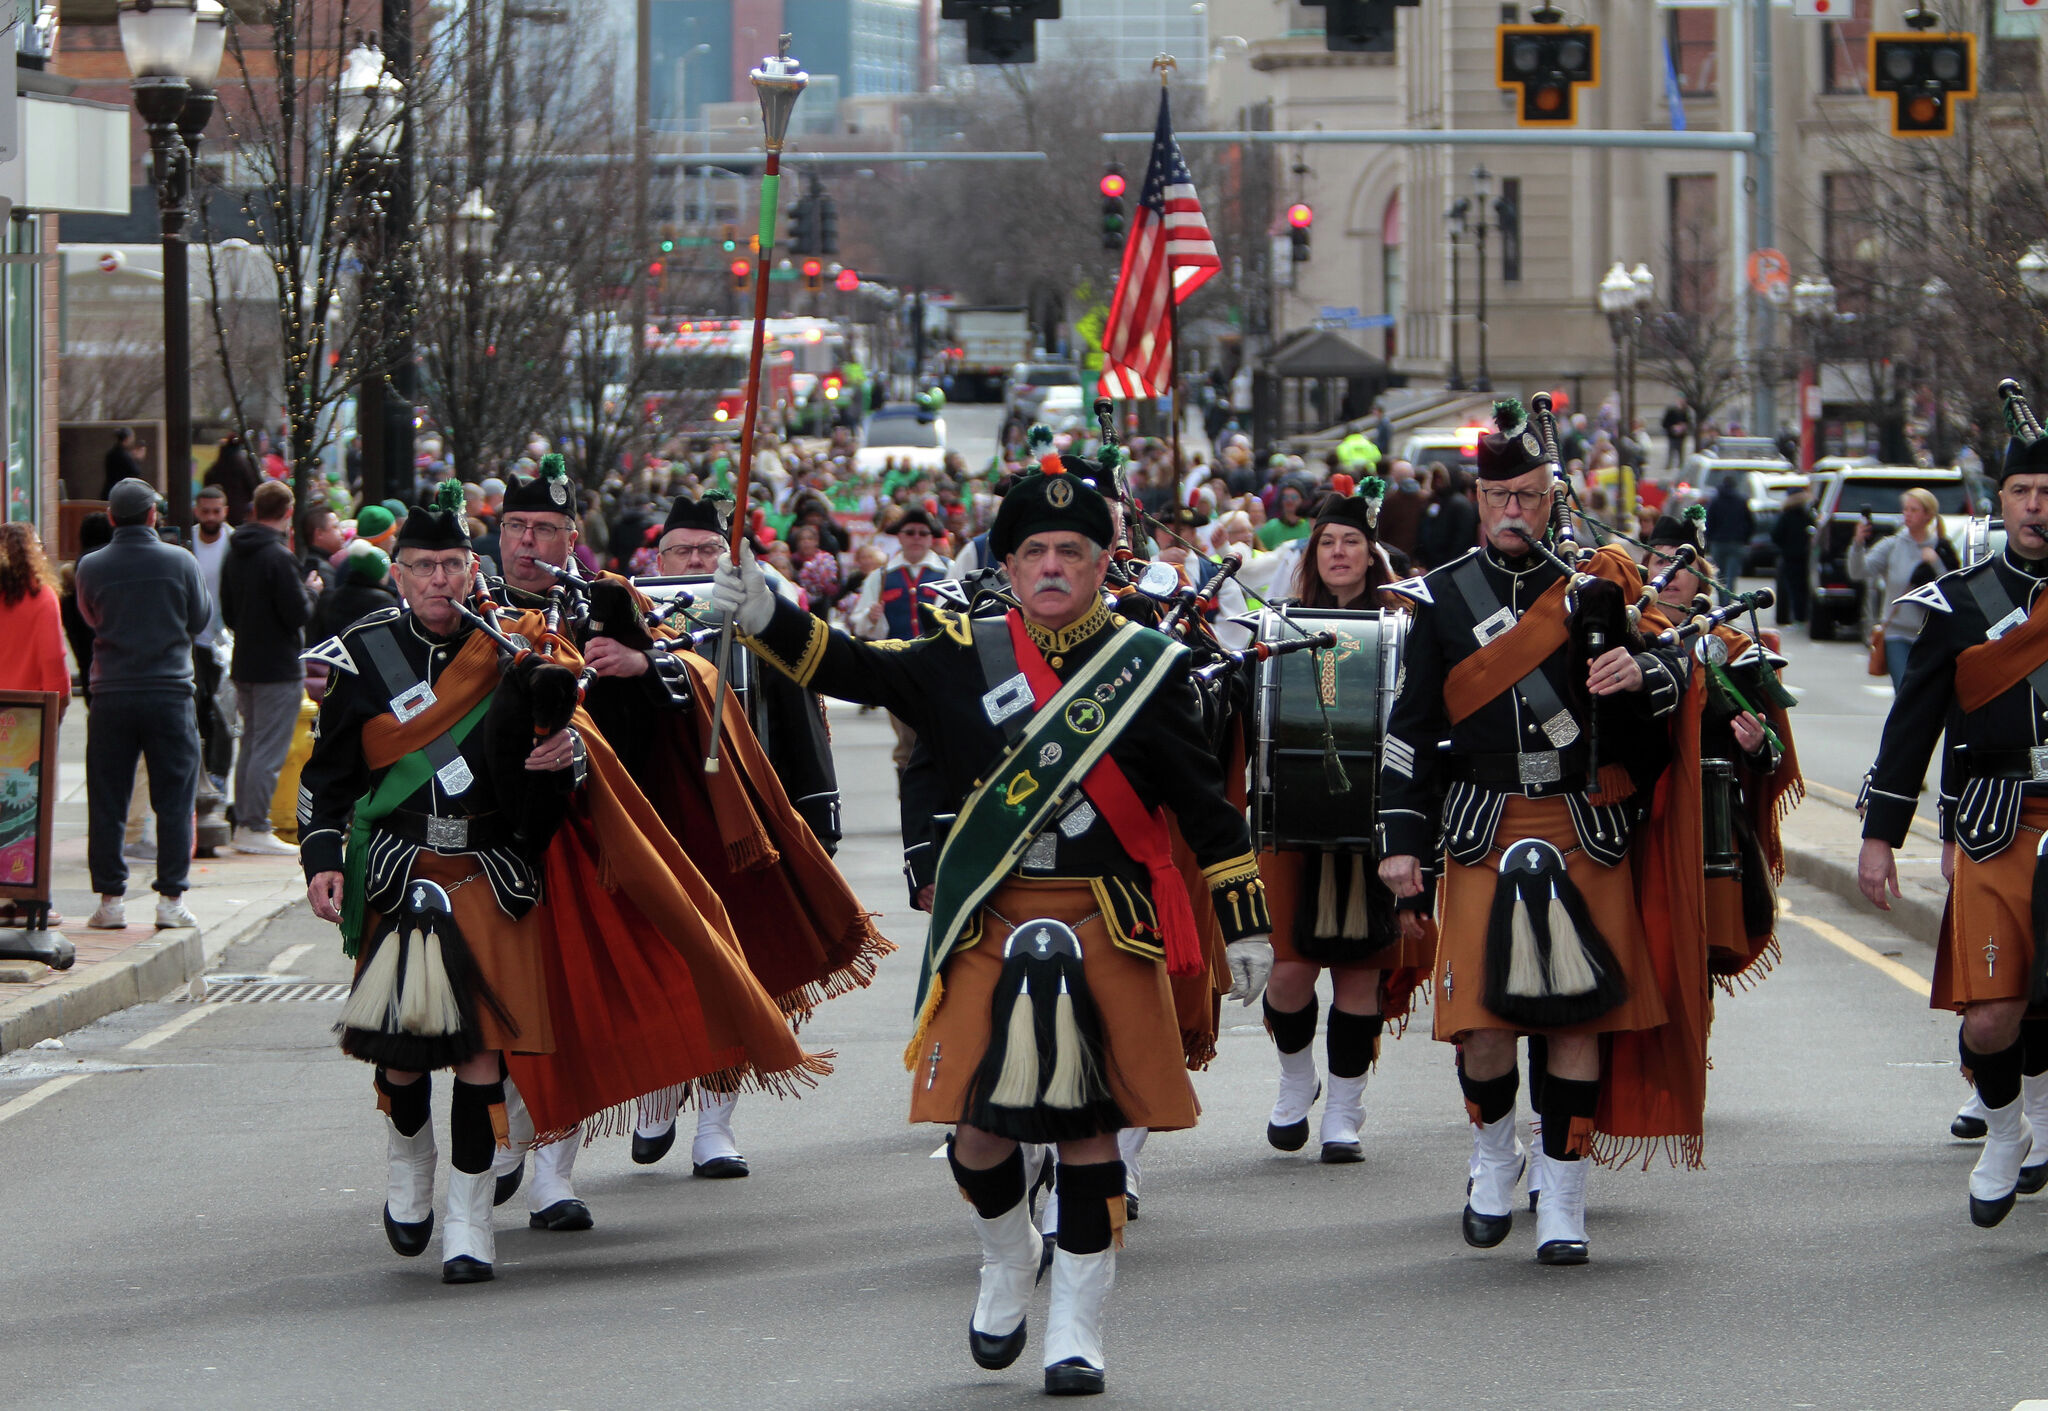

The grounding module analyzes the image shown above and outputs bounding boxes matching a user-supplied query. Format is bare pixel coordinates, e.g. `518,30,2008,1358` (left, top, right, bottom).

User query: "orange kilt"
359,849,554,1057
1432,796,1667,1041
1261,847,1434,972
908,877,1199,1133
1933,800,2048,1010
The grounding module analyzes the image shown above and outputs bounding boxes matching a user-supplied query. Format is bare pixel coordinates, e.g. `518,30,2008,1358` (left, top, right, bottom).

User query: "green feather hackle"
539,452,568,482
1358,475,1387,502
1026,423,1054,450
1492,397,1526,432
432,478,464,514
1683,503,1707,526
1098,444,1126,473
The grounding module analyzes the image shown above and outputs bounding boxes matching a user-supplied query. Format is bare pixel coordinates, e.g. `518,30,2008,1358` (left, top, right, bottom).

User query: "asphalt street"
0,697,2039,1411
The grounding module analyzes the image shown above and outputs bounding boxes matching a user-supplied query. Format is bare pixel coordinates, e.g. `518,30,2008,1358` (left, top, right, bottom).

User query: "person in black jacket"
99,427,144,498
311,541,400,639
1771,487,1815,625
220,479,316,854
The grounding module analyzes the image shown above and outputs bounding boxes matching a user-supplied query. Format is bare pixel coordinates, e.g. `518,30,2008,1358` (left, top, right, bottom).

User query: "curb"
0,928,204,1055
1782,841,1946,948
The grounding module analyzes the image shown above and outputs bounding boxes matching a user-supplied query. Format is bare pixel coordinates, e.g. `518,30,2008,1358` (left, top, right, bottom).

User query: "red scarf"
1006,611,1205,976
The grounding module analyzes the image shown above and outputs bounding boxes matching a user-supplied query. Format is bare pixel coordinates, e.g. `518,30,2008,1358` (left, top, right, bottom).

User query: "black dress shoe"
493,1162,523,1208
1537,1239,1589,1266
2020,1162,2048,1196
1971,1191,2018,1228
383,1205,433,1258
1267,1118,1310,1152
1045,1358,1105,1396
968,1318,1027,1370
1320,1141,1364,1165
692,1154,750,1179
1461,1205,1512,1249
1953,1114,1989,1140
529,1199,595,1231
632,1125,677,1166
441,1255,494,1284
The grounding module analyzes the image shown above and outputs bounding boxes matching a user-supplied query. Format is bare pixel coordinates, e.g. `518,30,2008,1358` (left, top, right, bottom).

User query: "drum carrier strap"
1446,556,1580,748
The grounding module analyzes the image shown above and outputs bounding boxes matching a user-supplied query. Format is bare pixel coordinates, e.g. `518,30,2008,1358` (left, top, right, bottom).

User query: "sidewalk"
1779,780,1948,952
0,706,307,1054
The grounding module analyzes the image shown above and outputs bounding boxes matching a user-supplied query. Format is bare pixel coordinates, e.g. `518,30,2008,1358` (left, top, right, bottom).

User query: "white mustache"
1032,577,1073,595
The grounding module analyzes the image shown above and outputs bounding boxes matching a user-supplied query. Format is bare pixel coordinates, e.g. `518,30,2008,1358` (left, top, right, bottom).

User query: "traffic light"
942,0,1058,65
1101,165,1127,251
1287,202,1313,264
1496,23,1600,126
1869,31,1976,138
730,259,751,292
802,258,823,293
835,266,859,293
788,196,818,255
721,224,738,254
658,223,676,255
818,195,838,257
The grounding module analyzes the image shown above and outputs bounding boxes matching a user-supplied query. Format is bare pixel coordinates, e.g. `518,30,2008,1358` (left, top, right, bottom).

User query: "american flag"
1098,88,1220,400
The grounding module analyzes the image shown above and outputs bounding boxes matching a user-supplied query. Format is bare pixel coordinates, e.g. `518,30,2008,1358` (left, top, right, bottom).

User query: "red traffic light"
802,258,823,278
648,260,665,276
730,259,751,277
1287,203,1314,229
1100,171,1127,199
835,267,859,292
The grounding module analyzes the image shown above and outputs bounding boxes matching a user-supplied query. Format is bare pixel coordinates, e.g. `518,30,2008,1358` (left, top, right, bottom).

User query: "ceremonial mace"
706,35,808,773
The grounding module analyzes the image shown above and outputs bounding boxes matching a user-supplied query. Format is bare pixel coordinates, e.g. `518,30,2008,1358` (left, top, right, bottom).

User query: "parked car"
1400,426,1482,480
854,405,948,477
1004,362,1082,425
1808,465,1996,641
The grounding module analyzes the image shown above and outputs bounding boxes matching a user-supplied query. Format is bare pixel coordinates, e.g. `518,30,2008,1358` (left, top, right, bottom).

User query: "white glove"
711,543,775,635
1224,936,1274,1008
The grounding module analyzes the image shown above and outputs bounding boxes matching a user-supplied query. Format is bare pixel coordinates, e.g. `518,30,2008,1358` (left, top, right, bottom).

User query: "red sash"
1006,611,1205,977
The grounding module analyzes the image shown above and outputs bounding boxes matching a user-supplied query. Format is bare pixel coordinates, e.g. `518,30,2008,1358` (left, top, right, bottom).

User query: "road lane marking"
1781,909,1932,999
266,943,314,974
0,1073,87,1126
123,1004,220,1051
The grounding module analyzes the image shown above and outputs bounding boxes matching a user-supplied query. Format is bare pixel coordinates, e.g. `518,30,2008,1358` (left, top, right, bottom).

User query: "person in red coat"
0,522,70,712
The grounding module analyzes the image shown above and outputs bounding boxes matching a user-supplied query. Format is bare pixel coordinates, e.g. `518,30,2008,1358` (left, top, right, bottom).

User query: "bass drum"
1250,606,1406,854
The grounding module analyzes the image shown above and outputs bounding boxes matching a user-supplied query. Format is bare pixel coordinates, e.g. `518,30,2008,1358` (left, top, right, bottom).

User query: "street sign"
1792,0,1849,16
96,250,124,274
1747,247,1791,297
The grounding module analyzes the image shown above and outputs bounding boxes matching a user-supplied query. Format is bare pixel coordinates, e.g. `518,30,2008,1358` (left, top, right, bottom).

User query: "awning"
1263,328,1386,379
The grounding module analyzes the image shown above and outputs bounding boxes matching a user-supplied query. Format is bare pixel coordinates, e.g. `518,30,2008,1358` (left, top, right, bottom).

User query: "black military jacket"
299,607,575,918
1379,545,1687,866
1864,549,2048,860
744,591,1269,948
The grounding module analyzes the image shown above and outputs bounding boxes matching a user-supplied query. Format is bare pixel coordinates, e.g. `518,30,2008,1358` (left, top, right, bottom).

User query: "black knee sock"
1525,1035,1549,1112
1963,1031,2025,1110
1458,1059,1519,1126
449,1078,505,1174
2022,1020,2048,1079
1264,993,1318,1055
376,1068,429,1138
1540,1075,1601,1161
947,1140,1025,1220
1326,1008,1383,1080
1054,1160,1127,1255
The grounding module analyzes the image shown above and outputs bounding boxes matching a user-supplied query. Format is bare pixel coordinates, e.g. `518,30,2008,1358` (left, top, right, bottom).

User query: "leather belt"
376,808,513,851
1955,746,2048,783
1453,749,1590,792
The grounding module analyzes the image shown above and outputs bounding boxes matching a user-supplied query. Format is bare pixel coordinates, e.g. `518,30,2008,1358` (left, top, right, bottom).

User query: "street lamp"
1444,198,1469,390
336,42,409,505
2022,242,2048,302
1471,165,1493,391
1920,276,1949,464
116,0,226,532
450,188,497,257
1597,261,1654,510
1790,274,1838,470
337,44,404,161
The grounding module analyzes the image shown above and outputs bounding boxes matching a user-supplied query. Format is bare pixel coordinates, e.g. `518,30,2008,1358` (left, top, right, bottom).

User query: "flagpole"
1155,54,1181,486
706,36,807,773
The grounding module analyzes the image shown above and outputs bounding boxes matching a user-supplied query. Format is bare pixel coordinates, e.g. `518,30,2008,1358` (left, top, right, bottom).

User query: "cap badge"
1046,478,1074,509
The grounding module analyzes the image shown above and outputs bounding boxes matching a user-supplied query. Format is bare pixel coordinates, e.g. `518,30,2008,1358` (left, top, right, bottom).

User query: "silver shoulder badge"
301,634,359,675
1893,581,1953,614
1385,575,1433,605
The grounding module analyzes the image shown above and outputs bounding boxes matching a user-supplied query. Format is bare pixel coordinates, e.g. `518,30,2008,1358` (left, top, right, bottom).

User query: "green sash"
910,618,1179,1019
337,696,492,956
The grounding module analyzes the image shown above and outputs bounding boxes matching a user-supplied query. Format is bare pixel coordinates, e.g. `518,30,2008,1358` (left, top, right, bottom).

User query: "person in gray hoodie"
74,478,211,930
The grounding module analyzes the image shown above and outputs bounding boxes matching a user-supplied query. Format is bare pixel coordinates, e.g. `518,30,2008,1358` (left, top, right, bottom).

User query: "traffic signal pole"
1751,0,1777,441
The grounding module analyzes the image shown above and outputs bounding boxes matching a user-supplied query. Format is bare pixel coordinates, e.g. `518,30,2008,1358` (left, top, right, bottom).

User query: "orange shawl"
1442,544,1647,726
1956,584,2048,712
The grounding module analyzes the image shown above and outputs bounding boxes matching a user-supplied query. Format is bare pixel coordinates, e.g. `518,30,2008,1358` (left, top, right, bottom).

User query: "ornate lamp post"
1444,197,1468,390
1919,276,1948,464
116,0,227,530
336,43,405,504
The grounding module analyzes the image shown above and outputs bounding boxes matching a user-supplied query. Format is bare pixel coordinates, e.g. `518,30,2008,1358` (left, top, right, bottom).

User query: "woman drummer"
1257,480,1434,1163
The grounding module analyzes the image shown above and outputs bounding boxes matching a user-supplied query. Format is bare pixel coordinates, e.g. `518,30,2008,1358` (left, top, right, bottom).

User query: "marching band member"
1378,399,1689,1265
1860,380,2048,1228
1256,480,1431,1163
713,455,1270,1396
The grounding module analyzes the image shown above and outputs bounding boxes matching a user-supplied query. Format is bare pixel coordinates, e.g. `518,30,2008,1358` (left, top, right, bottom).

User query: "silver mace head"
751,33,809,153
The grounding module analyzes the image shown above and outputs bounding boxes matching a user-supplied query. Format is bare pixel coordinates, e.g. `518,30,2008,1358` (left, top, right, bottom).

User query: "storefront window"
5,214,38,523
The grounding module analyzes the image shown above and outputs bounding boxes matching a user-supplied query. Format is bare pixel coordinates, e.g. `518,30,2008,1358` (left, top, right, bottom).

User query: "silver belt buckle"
1518,750,1563,786
424,815,469,849
390,681,436,723
2029,746,2048,782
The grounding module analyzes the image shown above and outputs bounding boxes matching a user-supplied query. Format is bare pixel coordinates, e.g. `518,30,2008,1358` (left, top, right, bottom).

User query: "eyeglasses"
1477,487,1554,511
395,555,472,580
658,540,724,564
500,517,569,542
